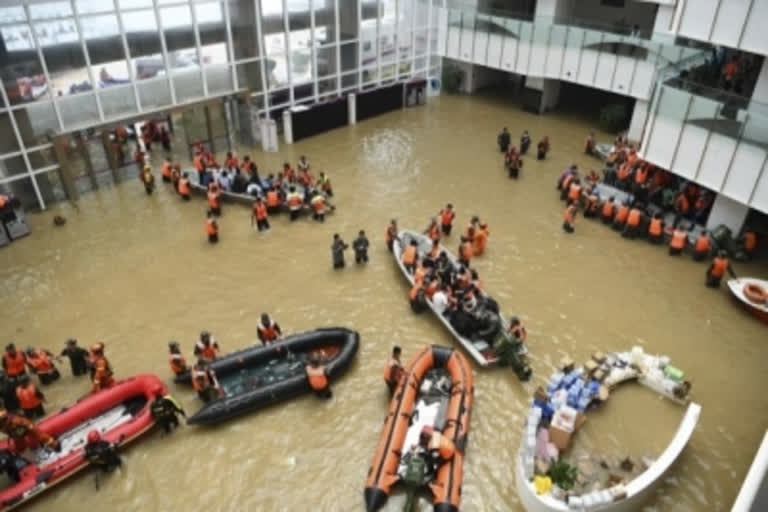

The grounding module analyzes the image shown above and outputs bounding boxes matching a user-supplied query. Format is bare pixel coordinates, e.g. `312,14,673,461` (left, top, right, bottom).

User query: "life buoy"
743,283,768,304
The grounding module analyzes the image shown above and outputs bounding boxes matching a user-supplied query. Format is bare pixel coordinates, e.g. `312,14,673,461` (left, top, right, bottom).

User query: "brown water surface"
1,93,767,511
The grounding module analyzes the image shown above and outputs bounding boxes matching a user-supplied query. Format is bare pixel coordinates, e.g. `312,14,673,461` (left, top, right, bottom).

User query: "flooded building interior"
1,0,767,511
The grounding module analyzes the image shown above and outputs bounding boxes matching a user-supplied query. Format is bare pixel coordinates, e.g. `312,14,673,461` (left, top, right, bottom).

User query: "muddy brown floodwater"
1,93,767,512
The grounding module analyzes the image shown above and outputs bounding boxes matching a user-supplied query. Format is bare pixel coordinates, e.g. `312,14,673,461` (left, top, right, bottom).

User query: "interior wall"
556,0,658,33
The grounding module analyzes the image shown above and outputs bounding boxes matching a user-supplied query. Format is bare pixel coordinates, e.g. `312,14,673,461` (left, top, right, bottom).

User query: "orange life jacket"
564,205,576,223
3,352,26,377
634,166,648,184
225,157,238,169
710,256,728,277
306,365,328,390
402,246,417,265
414,266,426,285
409,283,422,301
161,163,172,178
670,229,687,249
191,367,211,392
254,202,267,220
196,341,217,361
744,232,757,251
694,235,710,253
258,321,278,342
617,163,631,181
266,190,280,207
383,357,402,384
92,358,115,392
601,201,614,219
299,171,312,187
614,205,629,224
205,219,217,236
193,155,204,172
16,384,41,410
169,354,186,374
0,195,7,208
385,226,397,243
311,195,325,213
648,218,662,237
428,224,440,242
207,191,220,209
568,184,582,202
426,280,439,298
674,195,690,214
28,351,53,373
178,179,190,196
428,432,456,460
440,209,454,226
627,208,641,228
473,229,488,256
287,193,302,210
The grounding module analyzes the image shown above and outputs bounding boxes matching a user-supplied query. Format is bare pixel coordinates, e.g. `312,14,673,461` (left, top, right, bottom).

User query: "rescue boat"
0,374,166,511
515,348,701,512
727,277,768,324
176,327,359,425
393,230,529,371
365,345,473,512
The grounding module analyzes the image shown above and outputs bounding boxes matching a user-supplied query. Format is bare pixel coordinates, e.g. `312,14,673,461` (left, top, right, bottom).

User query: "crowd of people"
497,127,551,179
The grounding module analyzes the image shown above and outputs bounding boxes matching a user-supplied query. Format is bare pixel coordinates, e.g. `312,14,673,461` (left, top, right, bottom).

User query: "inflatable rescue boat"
365,345,473,512
176,327,359,425
0,374,166,511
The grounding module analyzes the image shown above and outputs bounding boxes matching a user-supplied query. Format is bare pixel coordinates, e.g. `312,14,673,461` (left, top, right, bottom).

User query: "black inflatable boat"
177,327,359,425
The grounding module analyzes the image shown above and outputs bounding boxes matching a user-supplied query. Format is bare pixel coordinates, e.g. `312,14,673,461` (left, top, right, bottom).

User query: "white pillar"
627,99,649,144
282,109,293,144
652,5,675,41
706,193,750,234
348,93,356,125
260,119,278,152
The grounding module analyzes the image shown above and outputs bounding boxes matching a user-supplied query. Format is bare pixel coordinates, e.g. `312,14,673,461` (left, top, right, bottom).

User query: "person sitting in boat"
508,316,527,344
90,343,115,392
0,408,60,452
705,250,736,289
15,374,46,419
305,356,331,399
0,448,24,482
298,155,310,172
401,239,418,275
458,236,473,268
316,172,333,197
520,130,531,154
257,313,282,345
409,280,428,314
194,331,219,362
383,346,403,395
218,170,232,192
168,341,187,376
419,425,455,473
191,360,221,403
150,391,186,434
311,191,327,222
435,252,454,286
286,186,303,221
231,169,248,194
84,430,122,473
224,152,239,172
25,347,60,386
431,283,454,316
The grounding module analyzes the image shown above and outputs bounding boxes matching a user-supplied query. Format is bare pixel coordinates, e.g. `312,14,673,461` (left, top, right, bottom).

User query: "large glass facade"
0,0,444,209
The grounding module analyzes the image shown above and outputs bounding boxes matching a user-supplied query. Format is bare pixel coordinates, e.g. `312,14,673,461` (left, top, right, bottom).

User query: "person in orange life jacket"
612,200,630,231
316,171,333,197
353,230,370,264
286,186,303,221
566,180,582,207
423,240,441,269
305,356,331,399
265,186,282,213
401,239,418,274
257,313,282,344
458,235,473,267
167,341,188,377
692,230,711,261
310,190,327,222
383,346,404,395
191,359,222,403
706,250,736,288
464,216,480,240
740,229,757,259
141,165,154,195
178,172,191,200
385,219,399,252
438,204,456,236
205,211,218,244
423,218,439,245
15,374,45,419
207,183,222,216
622,205,644,239
84,430,122,473
507,151,523,179
647,213,665,245
282,162,295,182
3,344,27,384
508,316,527,344
160,157,172,183
224,152,239,172
251,197,270,232
60,338,89,377
332,233,349,269
409,277,429,314
600,196,616,225
419,425,455,474
194,331,219,362
668,223,688,256
583,187,600,218
0,408,60,452
563,203,577,234
90,343,115,392
584,131,596,155
25,347,60,386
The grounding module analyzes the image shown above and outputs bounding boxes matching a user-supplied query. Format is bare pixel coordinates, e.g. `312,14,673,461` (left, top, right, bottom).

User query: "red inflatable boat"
0,374,166,510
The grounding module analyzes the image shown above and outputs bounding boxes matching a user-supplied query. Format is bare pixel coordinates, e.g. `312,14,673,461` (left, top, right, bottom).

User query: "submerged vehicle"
176,328,359,425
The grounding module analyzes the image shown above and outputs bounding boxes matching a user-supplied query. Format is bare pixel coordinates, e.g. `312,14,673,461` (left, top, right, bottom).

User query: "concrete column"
52,135,80,202
75,133,98,190
348,93,356,125
100,128,121,182
706,193,750,234
627,99,649,144
526,77,561,113
282,109,293,144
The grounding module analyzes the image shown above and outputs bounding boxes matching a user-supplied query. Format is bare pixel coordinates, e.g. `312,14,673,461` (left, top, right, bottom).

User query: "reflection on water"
1,93,767,512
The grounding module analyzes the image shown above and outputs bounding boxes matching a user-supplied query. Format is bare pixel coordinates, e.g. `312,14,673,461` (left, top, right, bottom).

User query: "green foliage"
599,103,629,132
548,459,578,490
442,64,465,94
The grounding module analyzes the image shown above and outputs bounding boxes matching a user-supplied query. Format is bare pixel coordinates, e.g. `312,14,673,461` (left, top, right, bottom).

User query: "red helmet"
87,430,101,443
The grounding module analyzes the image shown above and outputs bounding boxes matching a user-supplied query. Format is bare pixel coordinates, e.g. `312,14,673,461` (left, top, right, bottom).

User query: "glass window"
99,84,138,119
119,0,153,8
0,155,30,177
122,11,165,77
414,29,427,56
362,67,378,85
361,19,377,67
0,53,49,106
76,0,113,15
415,0,429,28
260,0,283,17
29,2,73,21
161,4,202,101
228,0,261,60
0,7,26,24
197,2,229,68
206,65,233,95
293,82,313,102
316,45,337,78
289,28,313,85
138,77,172,109
317,76,336,95
315,1,335,46
340,41,358,73
16,101,60,147
58,93,100,128
81,15,131,89
27,149,57,171
33,19,78,47
341,71,357,90
174,72,205,103
161,5,193,31
264,32,288,89
288,0,310,31
338,2,356,42
236,61,264,93
36,21,93,97
1,23,35,51
0,113,21,155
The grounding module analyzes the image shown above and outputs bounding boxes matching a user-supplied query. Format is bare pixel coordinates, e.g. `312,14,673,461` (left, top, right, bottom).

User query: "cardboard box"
548,424,572,451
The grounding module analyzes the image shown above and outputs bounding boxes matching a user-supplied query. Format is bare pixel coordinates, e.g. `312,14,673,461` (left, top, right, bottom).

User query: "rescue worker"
600,196,616,225
563,203,577,234
191,359,221,403
297,155,310,172
310,191,326,222
584,131,595,155
205,211,218,244
251,197,270,232
316,172,333,196
0,370,19,412
439,204,455,236
508,316,527,344
520,130,531,154
332,233,349,269
194,331,219,362
178,172,191,200
150,391,186,434
669,225,688,256
473,223,489,256
286,186,303,221
257,313,282,344
25,347,60,385
90,343,114,392
15,374,45,419
419,425,455,473
84,430,122,472
425,218,440,244
622,206,643,239
584,190,600,218
305,356,331,399
741,229,757,259
60,338,89,377
282,162,295,182
224,152,239,171
383,346,403,395
567,180,582,206
170,165,181,191
497,127,511,152
2,344,26,384
168,341,187,376
706,250,736,288
0,409,60,452
458,236,473,267
409,279,428,314
537,136,550,160
385,219,399,252
401,239,418,274
207,183,221,216
265,186,281,213
464,216,480,240
353,230,370,264
160,158,172,183
141,166,155,195
647,213,664,244
693,230,711,261
612,201,630,231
